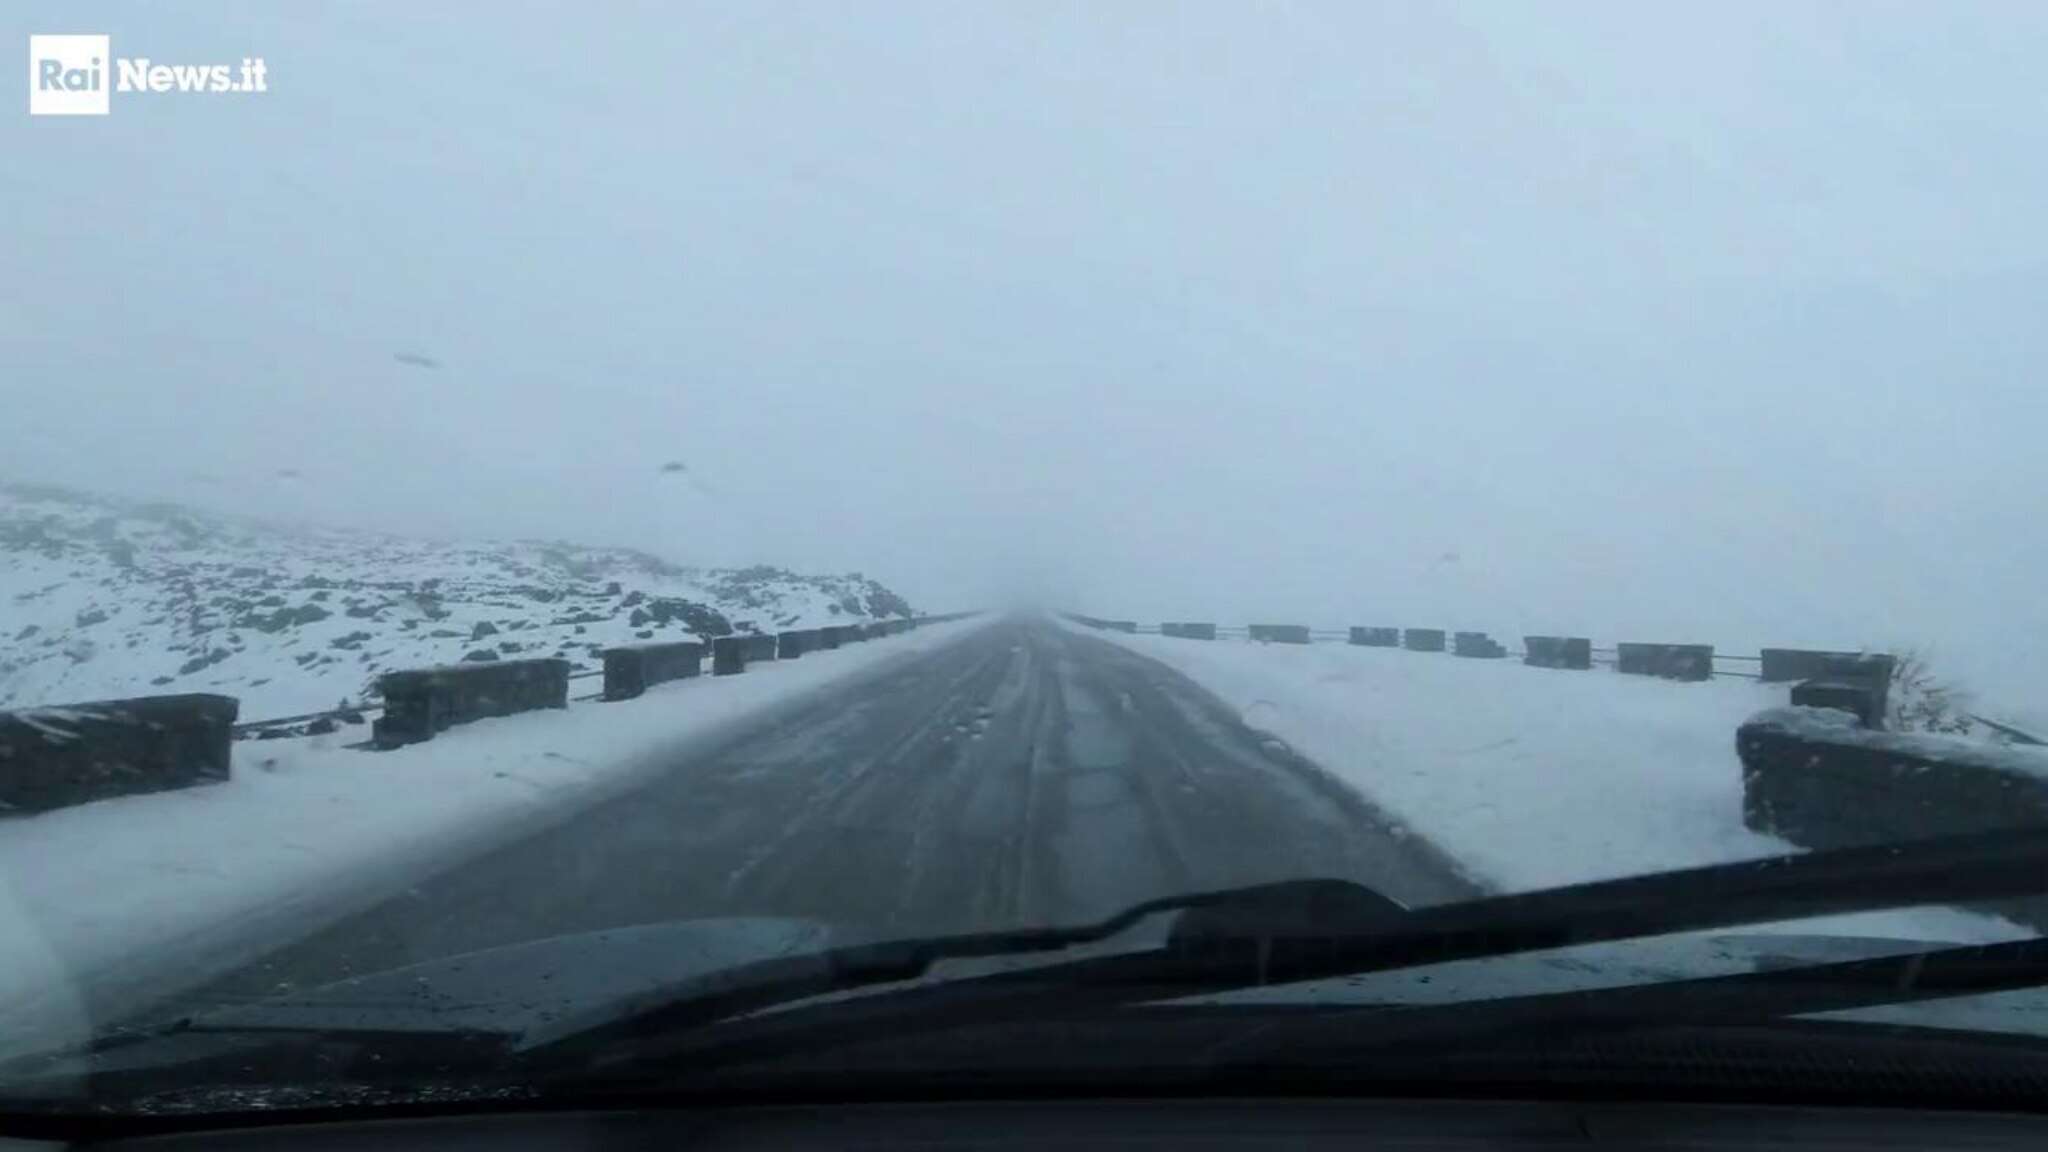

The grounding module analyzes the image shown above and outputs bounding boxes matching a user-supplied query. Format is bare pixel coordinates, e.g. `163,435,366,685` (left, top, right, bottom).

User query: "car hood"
190,916,839,1040
184,919,2048,1044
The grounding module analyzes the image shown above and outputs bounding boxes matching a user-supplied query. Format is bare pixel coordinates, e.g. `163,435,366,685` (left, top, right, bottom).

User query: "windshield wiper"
1202,934,2048,1069
526,825,2048,1077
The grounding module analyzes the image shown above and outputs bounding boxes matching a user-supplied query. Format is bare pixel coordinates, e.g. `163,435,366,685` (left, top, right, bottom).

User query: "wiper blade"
530,825,2048,1075
1207,935,2048,1068
517,877,1398,1054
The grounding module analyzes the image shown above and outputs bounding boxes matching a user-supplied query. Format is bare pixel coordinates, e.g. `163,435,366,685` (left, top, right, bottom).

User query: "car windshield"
5,0,2048,1126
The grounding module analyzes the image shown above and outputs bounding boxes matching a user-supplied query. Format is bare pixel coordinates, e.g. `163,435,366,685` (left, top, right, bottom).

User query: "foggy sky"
6,3,2046,710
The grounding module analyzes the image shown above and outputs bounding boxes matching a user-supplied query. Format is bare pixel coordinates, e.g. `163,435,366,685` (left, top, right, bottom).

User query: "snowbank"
1748,704,2048,782
1074,623,2026,944
0,616,990,1057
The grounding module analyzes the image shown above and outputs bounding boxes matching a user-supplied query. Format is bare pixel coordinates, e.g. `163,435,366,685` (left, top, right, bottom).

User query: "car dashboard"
8,1099,2046,1152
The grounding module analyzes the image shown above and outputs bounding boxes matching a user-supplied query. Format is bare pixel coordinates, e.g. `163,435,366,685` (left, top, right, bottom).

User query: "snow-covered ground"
1,482,917,718
0,616,991,1060
1073,621,2043,944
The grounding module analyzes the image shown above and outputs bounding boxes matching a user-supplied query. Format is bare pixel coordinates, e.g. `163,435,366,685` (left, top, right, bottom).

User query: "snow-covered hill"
0,482,914,718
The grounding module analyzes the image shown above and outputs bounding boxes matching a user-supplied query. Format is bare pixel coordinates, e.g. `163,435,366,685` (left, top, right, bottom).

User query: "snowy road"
136,617,1478,1010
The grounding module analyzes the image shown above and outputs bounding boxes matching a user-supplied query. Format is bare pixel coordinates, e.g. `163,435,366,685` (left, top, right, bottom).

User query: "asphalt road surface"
154,616,1480,1007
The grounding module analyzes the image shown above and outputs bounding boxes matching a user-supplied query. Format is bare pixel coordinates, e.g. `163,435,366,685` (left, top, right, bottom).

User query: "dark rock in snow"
75,608,109,627
628,608,651,627
645,597,730,636
306,717,337,736
461,648,500,662
864,586,912,620
177,649,231,675
240,603,330,633
471,621,498,640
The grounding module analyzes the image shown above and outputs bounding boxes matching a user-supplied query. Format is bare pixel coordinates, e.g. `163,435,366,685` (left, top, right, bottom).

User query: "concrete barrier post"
1523,636,1592,670
1790,675,1890,728
602,641,703,701
1738,706,2048,930
743,634,778,662
1759,648,1895,688
1453,632,1507,658
1616,642,1714,681
1403,628,1446,653
712,636,747,676
0,694,238,813
777,630,810,659
375,658,570,748
602,648,647,701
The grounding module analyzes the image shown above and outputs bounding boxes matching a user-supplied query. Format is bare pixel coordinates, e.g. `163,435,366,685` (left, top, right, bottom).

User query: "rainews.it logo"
28,34,268,116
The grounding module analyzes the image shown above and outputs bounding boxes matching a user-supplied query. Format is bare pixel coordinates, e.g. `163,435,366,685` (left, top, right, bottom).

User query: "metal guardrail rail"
1970,714,2047,746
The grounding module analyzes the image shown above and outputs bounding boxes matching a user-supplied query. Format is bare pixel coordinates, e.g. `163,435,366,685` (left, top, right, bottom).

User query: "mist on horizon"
6,2,2046,713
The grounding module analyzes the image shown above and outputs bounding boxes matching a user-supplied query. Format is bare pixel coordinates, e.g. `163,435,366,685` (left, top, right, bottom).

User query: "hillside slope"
0,483,914,718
